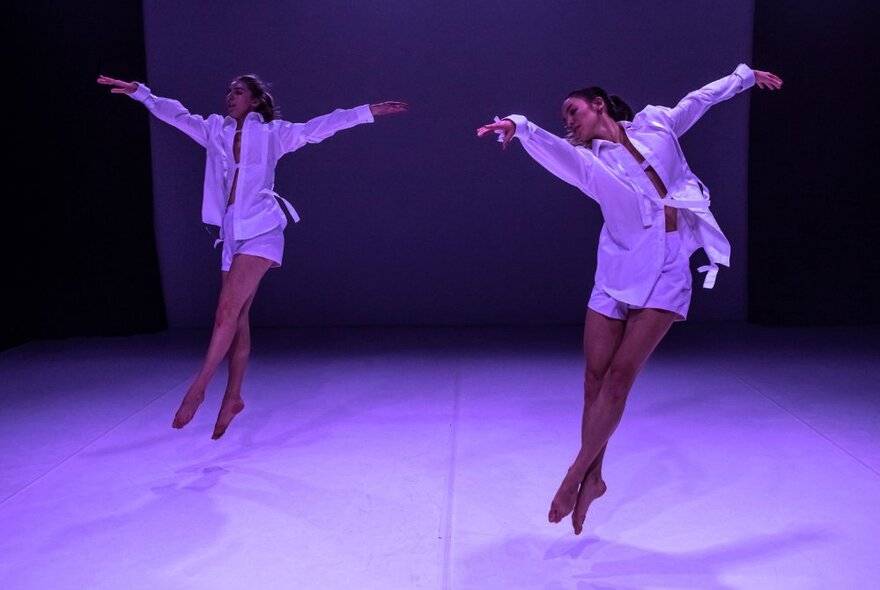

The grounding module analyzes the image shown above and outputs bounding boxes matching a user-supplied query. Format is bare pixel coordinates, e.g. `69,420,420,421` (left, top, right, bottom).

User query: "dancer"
478,64,781,533
98,74,407,439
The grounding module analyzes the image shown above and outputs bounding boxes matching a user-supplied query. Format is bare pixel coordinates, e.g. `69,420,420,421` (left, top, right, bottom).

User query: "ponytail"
566,87,633,122
606,94,633,122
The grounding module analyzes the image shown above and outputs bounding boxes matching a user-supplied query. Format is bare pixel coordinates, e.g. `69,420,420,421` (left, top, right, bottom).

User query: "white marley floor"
1,325,878,590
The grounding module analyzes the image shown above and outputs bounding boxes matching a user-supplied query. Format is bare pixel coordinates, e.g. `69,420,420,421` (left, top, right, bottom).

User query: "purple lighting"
1,325,878,588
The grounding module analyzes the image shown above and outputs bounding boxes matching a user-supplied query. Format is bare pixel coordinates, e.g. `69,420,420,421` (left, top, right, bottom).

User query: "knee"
214,297,241,328
237,315,250,333
583,372,603,404
234,317,251,346
231,334,251,356
603,363,638,403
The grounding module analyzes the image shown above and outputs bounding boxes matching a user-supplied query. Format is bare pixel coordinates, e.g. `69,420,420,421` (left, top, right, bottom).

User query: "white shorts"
588,231,692,322
220,205,284,272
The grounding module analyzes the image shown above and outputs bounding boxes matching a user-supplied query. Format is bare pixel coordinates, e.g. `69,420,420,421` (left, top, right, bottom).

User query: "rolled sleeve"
733,63,756,91
128,82,152,103
504,114,532,141
354,104,375,124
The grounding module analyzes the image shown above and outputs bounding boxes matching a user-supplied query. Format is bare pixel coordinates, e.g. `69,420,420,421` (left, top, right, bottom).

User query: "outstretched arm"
277,100,408,154
477,116,594,197
665,65,783,137
369,101,409,117
97,74,211,147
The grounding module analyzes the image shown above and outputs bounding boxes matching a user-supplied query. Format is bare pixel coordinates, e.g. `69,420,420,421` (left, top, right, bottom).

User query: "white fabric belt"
259,189,301,224
696,264,718,289
211,190,300,249
650,196,711,210
654,196,717,289
642,193,718,289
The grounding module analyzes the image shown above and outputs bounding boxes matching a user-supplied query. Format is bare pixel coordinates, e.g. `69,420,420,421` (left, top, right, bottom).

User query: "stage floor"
1,325,878,590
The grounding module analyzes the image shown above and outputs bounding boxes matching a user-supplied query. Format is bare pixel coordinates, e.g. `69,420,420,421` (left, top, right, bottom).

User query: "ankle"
222,393,244,404
565,466,586,485
184,388,205,400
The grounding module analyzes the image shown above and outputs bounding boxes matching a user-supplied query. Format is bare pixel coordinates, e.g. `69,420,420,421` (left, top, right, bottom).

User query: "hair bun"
608,95,633,122
566,87,633,122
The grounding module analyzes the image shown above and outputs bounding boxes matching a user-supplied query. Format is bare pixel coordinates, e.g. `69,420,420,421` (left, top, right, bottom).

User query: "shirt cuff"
355,104,374,124
504,114,530,140
733,64,755,91
129,82,152,102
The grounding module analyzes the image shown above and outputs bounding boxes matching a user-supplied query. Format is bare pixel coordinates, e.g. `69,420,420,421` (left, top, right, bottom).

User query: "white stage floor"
1,325,878,589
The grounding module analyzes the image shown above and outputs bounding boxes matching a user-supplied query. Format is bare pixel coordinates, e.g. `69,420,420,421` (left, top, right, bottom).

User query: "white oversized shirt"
129,83,374,241
505,64,755,306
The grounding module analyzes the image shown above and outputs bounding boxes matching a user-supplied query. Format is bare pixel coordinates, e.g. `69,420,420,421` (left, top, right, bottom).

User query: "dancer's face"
562,96,604,144
226,81,258,120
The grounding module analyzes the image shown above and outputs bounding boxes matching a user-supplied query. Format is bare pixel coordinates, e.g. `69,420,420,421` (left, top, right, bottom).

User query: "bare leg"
571,309,625,534
212,284,258,439
549,308,676,523
172,254,272,429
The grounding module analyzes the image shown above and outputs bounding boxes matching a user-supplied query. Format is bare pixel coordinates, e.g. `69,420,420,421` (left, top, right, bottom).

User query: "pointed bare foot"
548,472,581,523
212,398,245,440
172,392,205,429
571,474,607,535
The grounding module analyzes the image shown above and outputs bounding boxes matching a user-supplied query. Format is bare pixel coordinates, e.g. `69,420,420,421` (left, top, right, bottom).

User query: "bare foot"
172,391,204,429
212,397,245,440
548,471,581,523
571,474,607,535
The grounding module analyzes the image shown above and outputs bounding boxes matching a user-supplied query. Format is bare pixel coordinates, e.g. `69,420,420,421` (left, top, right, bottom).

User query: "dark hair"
566,87,633,122
234,74,281,122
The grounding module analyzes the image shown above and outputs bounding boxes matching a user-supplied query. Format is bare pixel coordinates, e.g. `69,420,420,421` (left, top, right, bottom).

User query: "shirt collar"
589,121,638,156
223,111,265,127
589,136,620,157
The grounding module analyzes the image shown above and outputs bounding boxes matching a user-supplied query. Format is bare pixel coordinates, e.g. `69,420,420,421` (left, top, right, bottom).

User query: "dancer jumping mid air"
478,64,781,533
99,73,407,439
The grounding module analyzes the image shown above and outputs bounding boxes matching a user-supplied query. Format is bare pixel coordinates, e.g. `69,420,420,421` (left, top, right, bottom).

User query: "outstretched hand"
369,101,409,116
476,119,515,149
754,70,783,90
97,75,138,94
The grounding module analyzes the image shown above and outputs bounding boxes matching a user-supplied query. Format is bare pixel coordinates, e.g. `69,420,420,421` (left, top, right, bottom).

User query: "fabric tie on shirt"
211,191,300,249
636,188,711,228
493,116,506,143
697,264,718,289
648,195,711,210
641,194,718,289
651,194,717,289
259,189,301,224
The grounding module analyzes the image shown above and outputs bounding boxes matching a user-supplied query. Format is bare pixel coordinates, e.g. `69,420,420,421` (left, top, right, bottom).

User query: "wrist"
128,82,151,102
503,114,529,140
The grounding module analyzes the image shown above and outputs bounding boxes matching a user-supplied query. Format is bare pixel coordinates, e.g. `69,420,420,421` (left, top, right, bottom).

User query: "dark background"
141,0,752,328
9,1,163,350
748,0,879,325
6,1,878,350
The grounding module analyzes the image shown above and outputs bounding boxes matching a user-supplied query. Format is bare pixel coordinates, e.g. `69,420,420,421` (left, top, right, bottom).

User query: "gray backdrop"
142,0,753,327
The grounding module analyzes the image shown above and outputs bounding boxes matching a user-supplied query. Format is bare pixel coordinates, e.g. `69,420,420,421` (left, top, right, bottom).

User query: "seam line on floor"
714,361,879,479
441,370,462,590
0,375,191,505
